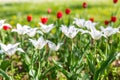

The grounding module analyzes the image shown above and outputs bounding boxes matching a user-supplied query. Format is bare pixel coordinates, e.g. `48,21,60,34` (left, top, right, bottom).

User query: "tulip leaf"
23,53,31,65
0,69,12,80
94,52,117,80
86,54,95,75
0,60,10,71
53,60,71,78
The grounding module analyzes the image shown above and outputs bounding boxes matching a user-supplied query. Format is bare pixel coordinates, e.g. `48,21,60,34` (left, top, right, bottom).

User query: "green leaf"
0,60,10,71
0,69,12,80
42,66,56,78
53,60,71,78
94,52,117,80
23,53,31,65
86,55,95,75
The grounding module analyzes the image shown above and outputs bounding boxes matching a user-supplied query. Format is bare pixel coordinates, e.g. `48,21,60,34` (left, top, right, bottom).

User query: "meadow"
0,0,120,80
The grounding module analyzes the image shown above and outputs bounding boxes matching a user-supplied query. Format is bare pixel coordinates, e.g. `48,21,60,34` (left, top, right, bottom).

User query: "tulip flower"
0,43,24,56
82,2,87,8
41,17,48,24
113,0,118,4
47,40,63,51
65,8,71,15
12,24,30,35
26,28,38,37
2,24,12,30
27,15,32,22
57,11,63,19
111,16,117,23
100,26,119,37
39,23,54,33
90,29,104,40
73,18,85,28
83,27,105,40
104,20,109,25
29,36,47,49
89,18,94,22
47,8,52,14
84,20,97,30
60,25,80,39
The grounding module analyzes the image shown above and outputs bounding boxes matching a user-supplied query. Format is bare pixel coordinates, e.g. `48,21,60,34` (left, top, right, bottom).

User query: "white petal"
0,43,7,51
73,18,85,28
47,40,63,51
29,39,38,48
17,48,24,52
55,43,63,51
37,30,44,35
0,20,5,29
60,25,79,39
17,24,22,29
29,37,47,49
47,40,57,51
39,23,54,33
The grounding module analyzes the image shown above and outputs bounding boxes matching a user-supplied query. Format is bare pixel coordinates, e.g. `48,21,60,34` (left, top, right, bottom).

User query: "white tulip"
84,20,97,30
0,43,24,56
12,24,30,35
60,25,80,39
47,40,63,51
73,18,85,28
100,26,119,37
90,29,103,40
29,36,47,49
0,20,5,29
83,27,105,40
39,23,54,33
26,28,38,37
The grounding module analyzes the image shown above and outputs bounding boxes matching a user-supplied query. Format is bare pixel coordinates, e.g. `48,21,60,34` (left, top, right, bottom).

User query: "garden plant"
0,0,120,80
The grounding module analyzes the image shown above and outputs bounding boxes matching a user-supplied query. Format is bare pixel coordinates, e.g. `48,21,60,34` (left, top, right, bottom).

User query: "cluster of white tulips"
0,18,120,56
73,18,120,40
0,17,120,80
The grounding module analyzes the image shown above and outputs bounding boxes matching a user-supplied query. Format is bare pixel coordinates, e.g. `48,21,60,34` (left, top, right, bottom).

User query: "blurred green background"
0,0,120,26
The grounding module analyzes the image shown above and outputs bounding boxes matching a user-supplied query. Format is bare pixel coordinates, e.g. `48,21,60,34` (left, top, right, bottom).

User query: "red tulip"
82,2,87,8
104,20,109,25
47,8,52,14
41,17,48,24
3,24,11,30
57,11,63,19
113,0,118,4
111,16,117,22
65,8,71,15
27,15,32,22
89,18,94,22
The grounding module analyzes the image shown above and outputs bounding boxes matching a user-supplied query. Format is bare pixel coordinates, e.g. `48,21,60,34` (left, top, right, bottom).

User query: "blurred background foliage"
0,0,120,27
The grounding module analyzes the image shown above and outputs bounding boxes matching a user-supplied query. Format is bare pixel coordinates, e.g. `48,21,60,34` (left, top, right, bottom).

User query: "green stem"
70,39,74,71
11,56,14,80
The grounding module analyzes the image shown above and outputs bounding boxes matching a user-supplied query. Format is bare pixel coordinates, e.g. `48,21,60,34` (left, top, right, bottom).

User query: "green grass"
0,1,120,80
0,0,120,26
